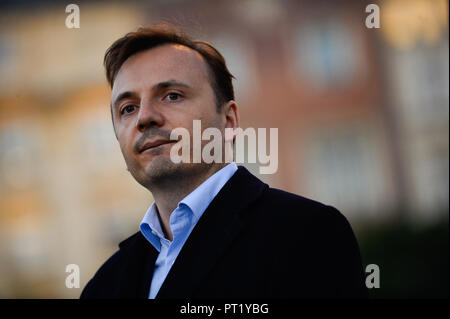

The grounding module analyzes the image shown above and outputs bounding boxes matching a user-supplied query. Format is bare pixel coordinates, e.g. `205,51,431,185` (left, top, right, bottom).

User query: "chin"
131,156,214,189
141,156,184,183
145,156,174,173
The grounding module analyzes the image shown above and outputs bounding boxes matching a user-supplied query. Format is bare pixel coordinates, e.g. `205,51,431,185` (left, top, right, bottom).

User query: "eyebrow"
111,80,192,111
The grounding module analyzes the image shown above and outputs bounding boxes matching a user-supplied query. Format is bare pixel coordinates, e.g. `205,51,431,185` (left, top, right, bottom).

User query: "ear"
222,100,239,142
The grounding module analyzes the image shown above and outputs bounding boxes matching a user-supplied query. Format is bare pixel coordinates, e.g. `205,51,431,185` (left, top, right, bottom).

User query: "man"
80,23,367,299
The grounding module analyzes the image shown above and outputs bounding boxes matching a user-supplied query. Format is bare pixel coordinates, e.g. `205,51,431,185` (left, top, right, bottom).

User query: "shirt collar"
140,162,238,245
139,202,165,250
179,162,238,218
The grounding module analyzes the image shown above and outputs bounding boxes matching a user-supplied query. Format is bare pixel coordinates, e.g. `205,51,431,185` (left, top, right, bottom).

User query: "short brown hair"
104,23,235,109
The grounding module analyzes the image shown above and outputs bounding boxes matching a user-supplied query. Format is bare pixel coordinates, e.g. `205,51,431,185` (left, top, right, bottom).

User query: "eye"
165,92,182,102
120,105,137,115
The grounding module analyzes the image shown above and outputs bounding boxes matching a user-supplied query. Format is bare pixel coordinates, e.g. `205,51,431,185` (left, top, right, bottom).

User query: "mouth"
139,139,176,153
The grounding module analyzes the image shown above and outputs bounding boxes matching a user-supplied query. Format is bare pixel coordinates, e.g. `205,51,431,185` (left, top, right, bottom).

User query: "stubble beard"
134,154,216,193
128,116,226,193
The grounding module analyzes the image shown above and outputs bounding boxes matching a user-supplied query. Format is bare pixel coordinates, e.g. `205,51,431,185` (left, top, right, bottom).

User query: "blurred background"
0,0,448,298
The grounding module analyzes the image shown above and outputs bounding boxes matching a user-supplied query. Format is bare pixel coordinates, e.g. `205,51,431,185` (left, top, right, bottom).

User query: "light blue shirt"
139,162,238,299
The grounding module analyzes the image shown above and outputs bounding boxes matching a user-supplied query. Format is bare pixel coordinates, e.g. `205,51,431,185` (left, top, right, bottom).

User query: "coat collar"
116,229,157,298
117,165,268,298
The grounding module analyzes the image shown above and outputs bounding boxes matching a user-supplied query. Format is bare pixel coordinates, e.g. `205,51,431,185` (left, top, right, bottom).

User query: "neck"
150,163,226,241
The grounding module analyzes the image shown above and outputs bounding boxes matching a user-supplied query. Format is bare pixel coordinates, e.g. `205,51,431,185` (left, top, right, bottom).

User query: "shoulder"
252,186,358,247
259,186,347,223
232,166,350,230
254,187,367,298
80,232,140,298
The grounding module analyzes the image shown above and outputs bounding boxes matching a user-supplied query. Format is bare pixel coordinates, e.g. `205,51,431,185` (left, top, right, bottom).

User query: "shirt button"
151,230,157,235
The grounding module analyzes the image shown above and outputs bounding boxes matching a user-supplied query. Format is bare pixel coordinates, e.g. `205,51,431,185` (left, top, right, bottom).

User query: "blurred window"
76,112,119,174
0,33,18,94
0,123,42,190
293,19,363,89
304,126,387,217
209,35,256,101
413,145,449,212
391,42,449,128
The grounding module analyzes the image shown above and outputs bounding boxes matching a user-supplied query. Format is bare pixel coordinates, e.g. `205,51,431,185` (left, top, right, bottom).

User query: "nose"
135,99,165,132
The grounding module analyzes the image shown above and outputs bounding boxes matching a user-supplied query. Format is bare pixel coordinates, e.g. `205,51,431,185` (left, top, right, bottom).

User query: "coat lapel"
155,166,267,298
117,230,159,298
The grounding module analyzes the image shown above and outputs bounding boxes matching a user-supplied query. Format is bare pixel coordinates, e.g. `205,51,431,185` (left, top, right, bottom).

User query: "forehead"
111,43,211,98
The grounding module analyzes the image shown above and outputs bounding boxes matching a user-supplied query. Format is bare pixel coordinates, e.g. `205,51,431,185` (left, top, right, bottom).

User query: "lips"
139,139,175,153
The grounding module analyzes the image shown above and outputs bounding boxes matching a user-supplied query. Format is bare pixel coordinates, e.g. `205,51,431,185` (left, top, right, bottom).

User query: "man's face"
111,44,224,189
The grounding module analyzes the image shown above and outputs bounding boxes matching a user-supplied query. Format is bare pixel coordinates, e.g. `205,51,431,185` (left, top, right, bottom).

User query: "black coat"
80,166,367,298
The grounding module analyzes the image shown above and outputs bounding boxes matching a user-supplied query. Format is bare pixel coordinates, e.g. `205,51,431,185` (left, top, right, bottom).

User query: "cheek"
166,110,195,133
117,131,136,161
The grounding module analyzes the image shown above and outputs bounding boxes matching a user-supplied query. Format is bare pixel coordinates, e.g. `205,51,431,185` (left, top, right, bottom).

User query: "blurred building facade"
0,0,448,297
